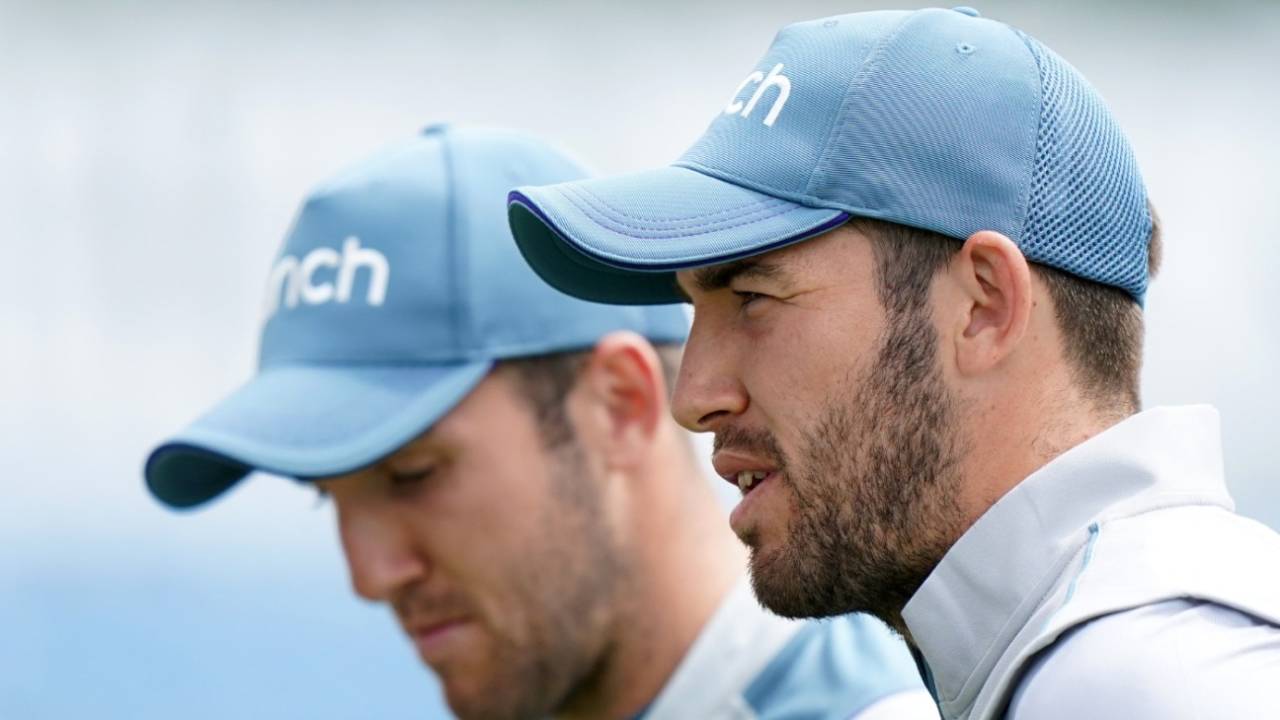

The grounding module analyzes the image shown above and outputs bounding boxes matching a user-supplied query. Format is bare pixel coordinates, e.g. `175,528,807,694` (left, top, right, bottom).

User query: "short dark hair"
502,343,683,447
851,206,1162,414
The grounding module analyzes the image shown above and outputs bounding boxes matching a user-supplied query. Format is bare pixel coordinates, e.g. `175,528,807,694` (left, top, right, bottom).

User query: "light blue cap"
146,125,688,509
508,7,1152,305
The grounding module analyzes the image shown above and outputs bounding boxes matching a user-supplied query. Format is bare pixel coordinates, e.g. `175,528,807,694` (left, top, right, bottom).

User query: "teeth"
736,471,769,491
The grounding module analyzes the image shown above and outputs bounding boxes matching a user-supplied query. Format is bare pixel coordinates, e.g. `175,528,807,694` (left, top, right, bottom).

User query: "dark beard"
436,439,627,720
745,304,965,630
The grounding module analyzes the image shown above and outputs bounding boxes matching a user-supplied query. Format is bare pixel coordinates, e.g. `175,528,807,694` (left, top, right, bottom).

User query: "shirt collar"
640,575,802,720
901,405,1231,711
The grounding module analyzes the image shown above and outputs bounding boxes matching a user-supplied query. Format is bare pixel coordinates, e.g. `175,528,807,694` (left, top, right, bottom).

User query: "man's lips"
403,616,471,659
712,450,779,495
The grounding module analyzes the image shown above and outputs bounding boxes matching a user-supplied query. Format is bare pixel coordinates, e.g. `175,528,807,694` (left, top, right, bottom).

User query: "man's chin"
747,544,800,616
426,646,499,715
432,647,554,720
747,543,839,620
439,674,521,720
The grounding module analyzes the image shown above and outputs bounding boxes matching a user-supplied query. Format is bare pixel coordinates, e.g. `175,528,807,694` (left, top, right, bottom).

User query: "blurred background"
2,0,1277,717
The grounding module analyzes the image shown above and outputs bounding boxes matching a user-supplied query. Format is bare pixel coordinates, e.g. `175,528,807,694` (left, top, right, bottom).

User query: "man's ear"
945,230,1033,377
570,331,667,470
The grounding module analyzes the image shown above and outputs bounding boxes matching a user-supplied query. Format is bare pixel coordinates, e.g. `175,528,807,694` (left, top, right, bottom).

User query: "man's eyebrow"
690,258,788,295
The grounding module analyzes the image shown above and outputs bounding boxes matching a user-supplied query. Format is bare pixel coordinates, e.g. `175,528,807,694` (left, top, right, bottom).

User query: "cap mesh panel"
1018,32,1151,298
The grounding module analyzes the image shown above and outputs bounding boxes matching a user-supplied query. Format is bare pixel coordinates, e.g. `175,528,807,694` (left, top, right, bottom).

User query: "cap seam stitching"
558,183,806,238
674,160,991,246
805,10,921,196
674,160,834,211
438,128,472,359
563,179,786,223
1012,29,1046,246
563,183,794,232
559,211,847,268
569,185,787,226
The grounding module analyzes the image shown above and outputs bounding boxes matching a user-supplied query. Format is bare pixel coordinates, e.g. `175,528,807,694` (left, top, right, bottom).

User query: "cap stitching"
559,183,804,237
805,10,920,196
570,180,788,222
437,127,471,357
608,214,847,267
680,159,997,245
546,205,847,269
565,183,791,230
563,188,804,239
570,180,788,225
567,182,787,224
673,160,833,210
165,363,492,477
1012,28,1047,246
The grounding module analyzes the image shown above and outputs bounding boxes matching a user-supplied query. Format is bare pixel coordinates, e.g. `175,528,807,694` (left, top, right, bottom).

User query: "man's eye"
389,466,437,493
734,290,768,309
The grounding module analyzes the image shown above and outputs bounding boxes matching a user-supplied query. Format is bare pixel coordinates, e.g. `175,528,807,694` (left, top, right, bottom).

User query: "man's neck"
556,457,746,720
961,375,1128,526
888,388,1133,648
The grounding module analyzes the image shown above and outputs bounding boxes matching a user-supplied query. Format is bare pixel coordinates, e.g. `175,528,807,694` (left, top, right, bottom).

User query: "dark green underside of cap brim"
146,444,254,510
508,204,685,306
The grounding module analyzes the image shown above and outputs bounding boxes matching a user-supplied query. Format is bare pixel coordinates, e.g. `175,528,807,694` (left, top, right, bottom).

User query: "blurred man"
507,8,1280,720
145,126,933,720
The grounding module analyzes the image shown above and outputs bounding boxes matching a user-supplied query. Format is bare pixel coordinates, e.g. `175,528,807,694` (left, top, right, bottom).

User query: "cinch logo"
723,63,792,127
264,236,389,319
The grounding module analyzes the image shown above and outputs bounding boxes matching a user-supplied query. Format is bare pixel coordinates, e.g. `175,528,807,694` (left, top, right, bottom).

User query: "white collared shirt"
902,405,1280,719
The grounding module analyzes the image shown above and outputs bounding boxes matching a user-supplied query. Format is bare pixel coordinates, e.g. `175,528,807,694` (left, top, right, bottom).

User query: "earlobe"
952,231,1033,377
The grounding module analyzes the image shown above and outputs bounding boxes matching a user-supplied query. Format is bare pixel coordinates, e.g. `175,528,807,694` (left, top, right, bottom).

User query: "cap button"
951,6,981,17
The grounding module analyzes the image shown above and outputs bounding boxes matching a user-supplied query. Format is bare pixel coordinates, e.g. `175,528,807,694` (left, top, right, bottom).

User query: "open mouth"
712,449,780,500
731,470,775,496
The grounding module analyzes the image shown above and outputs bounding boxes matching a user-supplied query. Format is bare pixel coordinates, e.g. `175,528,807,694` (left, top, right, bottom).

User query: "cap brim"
508,165,848,304
145,361,491,508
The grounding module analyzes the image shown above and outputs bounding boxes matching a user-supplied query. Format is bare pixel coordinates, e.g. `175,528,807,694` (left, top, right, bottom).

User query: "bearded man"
508,8,1280,719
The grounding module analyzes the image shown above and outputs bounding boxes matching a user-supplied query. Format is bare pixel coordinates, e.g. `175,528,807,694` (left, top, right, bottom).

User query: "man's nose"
671,316,748,433
337,504,427,602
